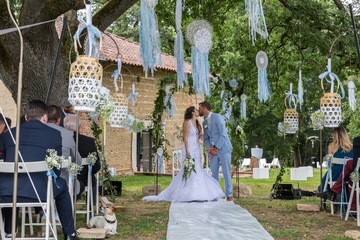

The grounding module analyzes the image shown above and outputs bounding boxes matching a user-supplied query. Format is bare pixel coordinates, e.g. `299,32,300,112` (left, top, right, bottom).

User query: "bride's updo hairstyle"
184,106,202,134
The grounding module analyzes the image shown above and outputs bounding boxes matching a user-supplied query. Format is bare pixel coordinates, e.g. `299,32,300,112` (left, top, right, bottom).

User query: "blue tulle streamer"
258,69,271,102
157,154,163,173
139,0,162,78
192,46,210,96
175,31,188,88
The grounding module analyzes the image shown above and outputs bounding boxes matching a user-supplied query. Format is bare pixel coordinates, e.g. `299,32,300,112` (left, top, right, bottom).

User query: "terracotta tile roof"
56,17,191,74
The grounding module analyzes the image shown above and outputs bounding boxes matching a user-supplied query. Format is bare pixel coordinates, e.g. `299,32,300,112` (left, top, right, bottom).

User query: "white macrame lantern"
108,75,129,128
283,83,299,134
68,55,102,112
320,93,341,128
319,59,343,128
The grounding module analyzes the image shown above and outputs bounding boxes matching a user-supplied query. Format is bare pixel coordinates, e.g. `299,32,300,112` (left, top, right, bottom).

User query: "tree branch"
92,0,139,32
333,0,346,11
278,0,290,8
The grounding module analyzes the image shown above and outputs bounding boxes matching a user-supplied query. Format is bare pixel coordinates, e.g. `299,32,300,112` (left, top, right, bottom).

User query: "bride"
143,106,224,202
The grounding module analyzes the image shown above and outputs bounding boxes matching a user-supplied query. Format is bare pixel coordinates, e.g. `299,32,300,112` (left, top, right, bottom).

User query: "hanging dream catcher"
186,19,212,96
245,0,269,45
174,0,187,88
256,51,271,102
139,0,162,78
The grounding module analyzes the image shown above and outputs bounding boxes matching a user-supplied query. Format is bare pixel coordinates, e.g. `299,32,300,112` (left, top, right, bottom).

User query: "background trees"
1,0,359,165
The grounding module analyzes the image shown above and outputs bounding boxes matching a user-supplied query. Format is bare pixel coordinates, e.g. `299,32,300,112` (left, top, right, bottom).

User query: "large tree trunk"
0,0,138,112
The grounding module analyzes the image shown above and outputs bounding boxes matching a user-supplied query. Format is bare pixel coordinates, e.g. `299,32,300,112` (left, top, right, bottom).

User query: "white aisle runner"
167,201,273,240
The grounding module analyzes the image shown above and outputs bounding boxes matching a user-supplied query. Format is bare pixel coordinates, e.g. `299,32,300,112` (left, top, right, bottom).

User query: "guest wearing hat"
60,97,75,127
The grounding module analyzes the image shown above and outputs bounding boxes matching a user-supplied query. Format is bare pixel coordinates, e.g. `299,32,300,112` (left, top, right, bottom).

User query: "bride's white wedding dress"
143,122,224,202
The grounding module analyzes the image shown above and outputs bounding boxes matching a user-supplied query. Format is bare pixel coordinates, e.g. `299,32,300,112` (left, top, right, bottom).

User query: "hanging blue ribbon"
47,170,60,189
139,0,162,78
192,46,210,96
111,58,122,92
285,84,298,110
174,0,187,88
318,71,345,99
298,68,304,111
89,164,93,176
73,4,102,57
157,154,163,173
128,83,138,107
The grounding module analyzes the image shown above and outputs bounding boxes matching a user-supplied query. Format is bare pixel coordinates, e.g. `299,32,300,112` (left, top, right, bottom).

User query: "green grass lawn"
85,168,358,240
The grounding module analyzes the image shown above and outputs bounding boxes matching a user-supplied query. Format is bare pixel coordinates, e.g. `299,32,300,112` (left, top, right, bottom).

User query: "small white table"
253,168,269,179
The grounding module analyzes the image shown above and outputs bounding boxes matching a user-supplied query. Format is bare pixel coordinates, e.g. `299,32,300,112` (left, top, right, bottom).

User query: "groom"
199,101,233,201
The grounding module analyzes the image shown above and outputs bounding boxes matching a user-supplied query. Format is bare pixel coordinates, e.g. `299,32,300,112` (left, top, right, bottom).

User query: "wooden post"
319,129,323,209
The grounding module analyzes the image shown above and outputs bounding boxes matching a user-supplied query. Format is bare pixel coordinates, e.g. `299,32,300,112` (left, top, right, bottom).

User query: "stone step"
77,227,108,239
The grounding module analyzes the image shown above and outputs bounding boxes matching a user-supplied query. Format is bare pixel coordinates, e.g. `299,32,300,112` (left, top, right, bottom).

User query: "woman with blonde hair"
317,126,353,192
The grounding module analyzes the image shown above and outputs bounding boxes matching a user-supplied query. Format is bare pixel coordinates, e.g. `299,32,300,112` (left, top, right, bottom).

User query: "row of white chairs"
0,157,98,239
241,158,281,169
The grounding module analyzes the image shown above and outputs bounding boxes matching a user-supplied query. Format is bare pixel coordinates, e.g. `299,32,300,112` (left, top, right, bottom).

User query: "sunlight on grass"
108,168,355,240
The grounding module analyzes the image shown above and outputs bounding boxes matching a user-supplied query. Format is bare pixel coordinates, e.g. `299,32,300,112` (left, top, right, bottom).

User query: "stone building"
0,25,204,175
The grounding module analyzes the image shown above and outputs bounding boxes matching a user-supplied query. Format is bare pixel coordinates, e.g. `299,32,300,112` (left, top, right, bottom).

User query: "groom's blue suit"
203,112,233,197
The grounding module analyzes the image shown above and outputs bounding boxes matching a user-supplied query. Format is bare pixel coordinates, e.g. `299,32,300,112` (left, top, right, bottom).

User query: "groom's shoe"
226,196,233,201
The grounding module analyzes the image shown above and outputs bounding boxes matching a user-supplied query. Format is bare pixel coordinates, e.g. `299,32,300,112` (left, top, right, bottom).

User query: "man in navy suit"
0,100,79,240
199,101,233,201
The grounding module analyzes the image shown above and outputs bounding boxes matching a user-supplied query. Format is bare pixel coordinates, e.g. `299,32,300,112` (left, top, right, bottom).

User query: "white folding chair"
76,158,95,225
345,158,360,225
22,158,73,237
259,158,267,168
323,157,349,216
172,150,182,178
241,158,251,169
0,161,57,239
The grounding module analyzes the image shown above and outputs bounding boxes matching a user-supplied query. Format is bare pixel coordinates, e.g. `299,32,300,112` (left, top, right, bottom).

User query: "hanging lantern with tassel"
68,2,102,112
108,59,129,128
319,59,345,128
283,83,299,134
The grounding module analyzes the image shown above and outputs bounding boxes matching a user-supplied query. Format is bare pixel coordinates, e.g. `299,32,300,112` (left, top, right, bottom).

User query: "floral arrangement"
68,162,83,177
87,151,98,165
277,122,291,137
323,154,333,163
44,149,64,170
310,110,325,130
122,114,146,133
183,157,196,182
95,87,115,120
350,170,360,183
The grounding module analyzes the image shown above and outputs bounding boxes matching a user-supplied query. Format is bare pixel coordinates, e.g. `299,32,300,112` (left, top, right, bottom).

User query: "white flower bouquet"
44,149,64,170
68,162,83,177
87,152,98,166
95,87,115,120
310,110,325,130
323,153,333,162
183,157,196,182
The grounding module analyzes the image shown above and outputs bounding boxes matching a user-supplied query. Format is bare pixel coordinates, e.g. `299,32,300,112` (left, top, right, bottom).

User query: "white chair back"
0,161,56,239
241,158,251,169
345,158,360,225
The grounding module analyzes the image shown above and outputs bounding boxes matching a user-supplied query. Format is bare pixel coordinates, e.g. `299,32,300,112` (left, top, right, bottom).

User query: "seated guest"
63,114,101,202
0,115,11,160
317,136,360,211
60,97,75,127
47,105,82,185
0,100,79,239
317,126,353,192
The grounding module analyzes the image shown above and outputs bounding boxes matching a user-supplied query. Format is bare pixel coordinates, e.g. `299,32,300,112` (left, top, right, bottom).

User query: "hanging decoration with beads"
348,80,356,112
68,1,103,112
139,0,162,78
319,58,344,128
245,0,269,45
256,51,271,103
283,83,299,134
174,0,188,88
186,19,212,96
